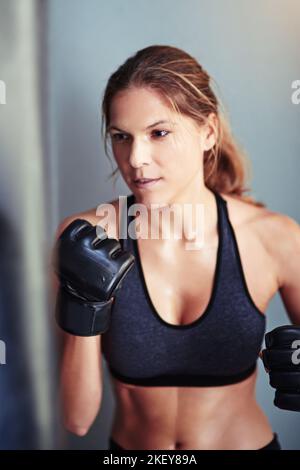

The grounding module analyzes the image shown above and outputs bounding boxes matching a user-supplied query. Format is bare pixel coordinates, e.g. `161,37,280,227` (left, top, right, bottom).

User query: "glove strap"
274,390,300,412
55,287,114,336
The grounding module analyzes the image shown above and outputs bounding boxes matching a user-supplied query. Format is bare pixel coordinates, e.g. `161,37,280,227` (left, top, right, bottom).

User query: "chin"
132,192,171,210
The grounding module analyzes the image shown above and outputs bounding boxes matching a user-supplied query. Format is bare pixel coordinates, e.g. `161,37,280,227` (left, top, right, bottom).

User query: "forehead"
109,87,197,132
110,87,173,120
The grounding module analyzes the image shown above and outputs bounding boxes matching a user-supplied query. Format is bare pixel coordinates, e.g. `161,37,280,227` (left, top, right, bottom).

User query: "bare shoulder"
221,192,300,282
256,207,300,268
220,192,274,228
221,192,299,238
56,197,123,241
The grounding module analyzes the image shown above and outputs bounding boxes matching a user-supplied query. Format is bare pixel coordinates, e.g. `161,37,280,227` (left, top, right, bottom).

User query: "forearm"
60,333,102,434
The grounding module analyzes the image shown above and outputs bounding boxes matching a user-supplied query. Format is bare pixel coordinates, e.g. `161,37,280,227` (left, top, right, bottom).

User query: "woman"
53,45,300,450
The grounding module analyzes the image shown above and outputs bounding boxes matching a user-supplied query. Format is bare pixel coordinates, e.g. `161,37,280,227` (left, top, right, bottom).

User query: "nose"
128,140,152,169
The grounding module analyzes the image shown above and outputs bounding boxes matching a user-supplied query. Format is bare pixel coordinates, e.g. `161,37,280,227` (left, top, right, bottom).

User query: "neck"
133,176,218,248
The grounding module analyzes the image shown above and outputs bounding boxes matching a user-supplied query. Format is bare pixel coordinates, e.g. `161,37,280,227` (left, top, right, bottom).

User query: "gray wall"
0,0,59,449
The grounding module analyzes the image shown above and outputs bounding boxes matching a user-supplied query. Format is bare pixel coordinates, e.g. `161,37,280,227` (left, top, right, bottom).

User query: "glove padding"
54,218,135,336
261,325,300,411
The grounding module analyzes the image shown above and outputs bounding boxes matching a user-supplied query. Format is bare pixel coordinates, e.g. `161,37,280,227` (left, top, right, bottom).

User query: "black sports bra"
101,191,266,386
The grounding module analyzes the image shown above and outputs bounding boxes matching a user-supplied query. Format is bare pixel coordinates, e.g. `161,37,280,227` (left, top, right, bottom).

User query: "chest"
135,225,277,326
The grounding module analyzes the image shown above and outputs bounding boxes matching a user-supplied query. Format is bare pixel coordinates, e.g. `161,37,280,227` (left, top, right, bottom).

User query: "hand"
261,325,300,411
53,219,135,336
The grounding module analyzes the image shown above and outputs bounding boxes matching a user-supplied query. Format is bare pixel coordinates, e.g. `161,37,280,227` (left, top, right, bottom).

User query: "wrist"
55,286,114,336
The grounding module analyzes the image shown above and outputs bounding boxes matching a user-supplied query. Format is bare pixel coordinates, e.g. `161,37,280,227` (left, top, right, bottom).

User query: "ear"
203,113,218,151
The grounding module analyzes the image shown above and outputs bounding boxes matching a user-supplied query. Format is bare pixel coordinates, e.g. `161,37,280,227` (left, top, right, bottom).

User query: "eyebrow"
108,120,175,132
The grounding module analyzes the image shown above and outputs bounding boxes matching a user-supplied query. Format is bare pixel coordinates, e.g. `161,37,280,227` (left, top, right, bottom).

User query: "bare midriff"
109,366,274,450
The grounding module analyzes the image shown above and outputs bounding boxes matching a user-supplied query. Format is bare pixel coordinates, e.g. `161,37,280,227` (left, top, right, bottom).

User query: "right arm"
59,331,103,436
52,200,134,435
53,216,104,436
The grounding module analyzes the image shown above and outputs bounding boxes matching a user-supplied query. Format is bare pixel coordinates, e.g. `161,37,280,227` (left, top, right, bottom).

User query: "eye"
110,129,170,142
152,129,170,139
111,133,128,142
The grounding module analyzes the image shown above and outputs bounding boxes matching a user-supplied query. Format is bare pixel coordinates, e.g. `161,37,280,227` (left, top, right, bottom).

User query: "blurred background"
0,0,299,450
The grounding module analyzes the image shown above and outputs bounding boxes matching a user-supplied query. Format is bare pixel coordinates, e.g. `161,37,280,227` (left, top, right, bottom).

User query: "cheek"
169,155,201,181
112,150,127,170
112,144,122,160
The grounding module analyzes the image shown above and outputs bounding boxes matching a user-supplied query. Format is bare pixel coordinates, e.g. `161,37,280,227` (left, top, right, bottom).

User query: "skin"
54,86,300,449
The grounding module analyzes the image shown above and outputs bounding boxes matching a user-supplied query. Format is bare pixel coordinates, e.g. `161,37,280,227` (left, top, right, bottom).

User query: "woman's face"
108,86,216,206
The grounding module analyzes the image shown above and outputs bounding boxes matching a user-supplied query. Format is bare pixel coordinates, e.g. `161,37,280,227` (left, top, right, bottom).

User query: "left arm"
274,213,300,325
260,213,300,411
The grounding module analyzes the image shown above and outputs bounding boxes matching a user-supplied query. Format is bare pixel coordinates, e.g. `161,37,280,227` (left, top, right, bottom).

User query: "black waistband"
108,362,257,387
258,433,281,450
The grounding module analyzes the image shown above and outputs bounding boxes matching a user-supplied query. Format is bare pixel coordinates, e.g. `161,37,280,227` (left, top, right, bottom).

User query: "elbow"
62,401,101,436
60,376,103,437
63,399,101,437
64,419,92,437
62,401,102,436
66,424,89,437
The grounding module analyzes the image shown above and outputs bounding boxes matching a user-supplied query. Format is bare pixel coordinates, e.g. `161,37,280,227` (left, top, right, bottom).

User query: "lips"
134,178,160,183
133,177,162,188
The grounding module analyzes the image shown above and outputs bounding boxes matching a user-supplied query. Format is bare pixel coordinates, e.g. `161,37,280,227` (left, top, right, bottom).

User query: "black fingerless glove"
261,325,300,411
53,219,135,336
